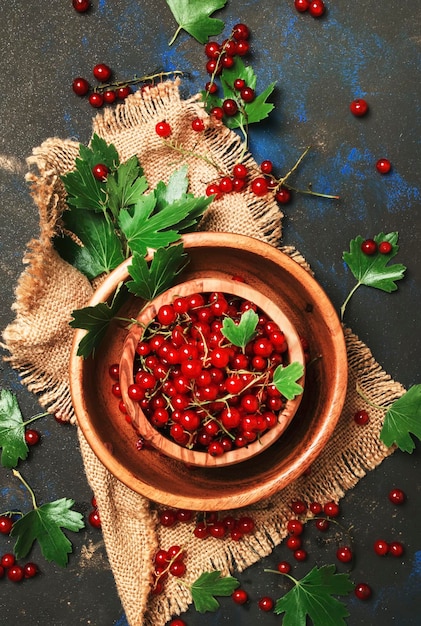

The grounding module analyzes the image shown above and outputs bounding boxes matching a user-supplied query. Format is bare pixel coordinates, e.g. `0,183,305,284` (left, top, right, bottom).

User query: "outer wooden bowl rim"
119,276,305,467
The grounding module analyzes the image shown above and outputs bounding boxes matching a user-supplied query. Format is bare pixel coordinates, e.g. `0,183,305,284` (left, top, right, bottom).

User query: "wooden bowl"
70,232,348,511
119,277,305,467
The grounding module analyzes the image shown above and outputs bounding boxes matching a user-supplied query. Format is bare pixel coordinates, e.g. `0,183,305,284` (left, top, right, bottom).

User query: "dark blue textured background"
0,1,420,624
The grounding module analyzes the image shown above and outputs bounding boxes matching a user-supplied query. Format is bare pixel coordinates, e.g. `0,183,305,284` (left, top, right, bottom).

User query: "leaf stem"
263,568,298,584
12,470,38,510
24,412,50,427
168,26,182,46
340,282,361,320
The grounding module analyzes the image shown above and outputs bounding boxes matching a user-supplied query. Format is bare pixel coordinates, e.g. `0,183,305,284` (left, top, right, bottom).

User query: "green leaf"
273,362,304,400
221,309,259,351
126,244,189,300
0,390,28,468
106,155,148,219
274,565,354,626
57,210,125,280
166,0,227,45
69,282,128,358
155,166,189,209
61,134,119,212
190,570,240,613
380,385,421,453
11,498,84,567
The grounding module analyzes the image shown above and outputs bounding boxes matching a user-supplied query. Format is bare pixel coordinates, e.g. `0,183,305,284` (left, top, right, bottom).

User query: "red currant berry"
323,501,340,518
219,176,234,193
93,63,112,82
275,187,292,204
233,163,248,179
293,549,307,561
73,0,90,12
373,539,389,556
103,90,117,104
205,41,221,59
258,596,274,611
294,0,310,11
206,183,221,199
232,588,248,604
92,163,109,181
277,561,291,574
23,562,38,578
354,409,369,425
169,620,187,626
191,117,205,132
1,553,15,568
116,85,132,100
240,87,255,103
287,519,304,536
109,363,119,379
309,502,323,515
72,77,90,96
379,241,393,255
251,177,269,196
24,429,40,446
290,500,307,515
389,541,404,557
221,54,235,69
336,546,353,563
309,0,325,17
155,121,172,138
88,509,101,529
232,23,250,41
354,582,372,600
235,40,250,56
234,78,246,90
388,488,406,505
89,92,104,108
350,98,369,117
159,509,177,527
260,160,273,175
169,559,186,577
315,518,330,532
7,564,24,582
0,516,13,534
361,238,377,255
286,535,302,551
222,99,238,116
376,158,391,174
237,516,255,534
205,81,218,94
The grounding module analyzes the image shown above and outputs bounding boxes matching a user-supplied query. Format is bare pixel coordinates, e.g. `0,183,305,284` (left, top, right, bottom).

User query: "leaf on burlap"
190,570,240,612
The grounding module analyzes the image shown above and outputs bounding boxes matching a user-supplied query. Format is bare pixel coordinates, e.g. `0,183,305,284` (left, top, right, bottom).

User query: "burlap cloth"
2,81,406,625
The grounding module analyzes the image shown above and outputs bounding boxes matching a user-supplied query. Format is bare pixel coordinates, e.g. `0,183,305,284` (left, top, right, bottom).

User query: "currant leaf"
190,570,240,613
69,282,128,358
272,362,304,400
126,244,189,300
274,565,354,626
380,385,421,453
55,209,125,280
105,155,148,219
221,309,259,351
0,389,28,469
341,232,406,318
166,0,227,45
11,497,84,567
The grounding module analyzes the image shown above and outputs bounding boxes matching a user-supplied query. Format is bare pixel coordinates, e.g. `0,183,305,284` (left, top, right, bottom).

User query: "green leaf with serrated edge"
106,155,148,219
166,0,227,45
221,309,259,351
273,362,304,400
163,195,212,233
155,166,189,210
380,385,421,452
57,210,124,280
61,134,119,212
274,565,354,626
220,57,257,94
224,82,276,130
11,498,84,567
0,389,28,468
126,244,189,300
70,282,128,358
190,571,240,613
343,232,406,292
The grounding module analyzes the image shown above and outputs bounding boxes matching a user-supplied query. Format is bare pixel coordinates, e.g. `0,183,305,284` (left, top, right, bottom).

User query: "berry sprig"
0,552,39,583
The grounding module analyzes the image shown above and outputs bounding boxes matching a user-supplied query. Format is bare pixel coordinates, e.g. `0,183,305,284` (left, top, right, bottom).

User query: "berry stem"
162,139,223,172
12,470,38,510
0,510,23,518
356,382,386,411
95,70,185,94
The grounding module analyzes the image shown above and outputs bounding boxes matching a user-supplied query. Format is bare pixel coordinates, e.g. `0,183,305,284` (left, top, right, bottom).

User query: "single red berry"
233,163,248,179
0,516,13,534
73,0,90,12
293,549,307,562
388,488,406,505
88,92,104,108
286,535,302,550
159,509,177,527
234,78,246,90
88,509,101,529
24,429,40,446
354,582,372,600
206,183,221,198
92,163,109,181
169,620,187,626
23,562,38,578
389,541,404,557
258,596,274,611
361,238,377,255
376,158,391,174
219,176,234,193
235,40,250,56
336,546,353,563
323,501,340,518
294,0,310,11
205,41,221,59
309,502,323,515
287,519,304,536
373,539,389,556
155,121,172,138
232,23,250,41
275,187,292,204
222,99,238,116
251,177,269,196
354,409,369,425
1,553,15,568
350,98,369,117
315,518,330,532
169,560,186,577
116,85,132,100
103,90,117,104
290,500,307,515
7,564,24,582
379,241,393,255
240,87,255,103
191,117,205,132
221,54,235,69
205,81,218,94
232,588,248,604
277,561,291,574
72,77,90,96
210,106,224,120
260,160,273,175
108,363,119,380
93,63,112,82
309,0,325,17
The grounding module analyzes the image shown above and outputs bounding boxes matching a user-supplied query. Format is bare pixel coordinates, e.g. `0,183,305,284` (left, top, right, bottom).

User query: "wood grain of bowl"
70,232,348,511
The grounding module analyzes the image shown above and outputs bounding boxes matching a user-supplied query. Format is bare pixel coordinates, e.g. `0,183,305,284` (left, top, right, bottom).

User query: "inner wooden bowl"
71,232,348,511
119,277,305,467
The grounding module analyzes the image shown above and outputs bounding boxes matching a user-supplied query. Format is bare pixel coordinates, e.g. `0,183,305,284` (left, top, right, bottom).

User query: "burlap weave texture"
2,81,405,625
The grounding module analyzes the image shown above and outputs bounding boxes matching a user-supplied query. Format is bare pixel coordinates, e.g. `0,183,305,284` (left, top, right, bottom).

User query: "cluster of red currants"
72,63,133,108
152,544,187,595
0,551,38,583
361,238,393,256
113,291,291,456
87,496,101,529
294,0,326,17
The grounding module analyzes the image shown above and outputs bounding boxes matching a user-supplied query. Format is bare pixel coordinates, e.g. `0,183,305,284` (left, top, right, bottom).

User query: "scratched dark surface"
0,1,420,624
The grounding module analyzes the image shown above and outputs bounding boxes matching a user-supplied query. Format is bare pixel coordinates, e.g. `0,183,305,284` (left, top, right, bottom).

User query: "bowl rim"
70,232,348,509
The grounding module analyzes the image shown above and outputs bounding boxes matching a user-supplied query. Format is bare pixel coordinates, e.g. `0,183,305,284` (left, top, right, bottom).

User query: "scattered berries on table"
72,0,90,12
350,98,369,116
354,582,372,600
258,596,275,611
388,488,406,505
376,158,392,174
